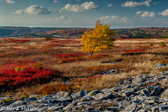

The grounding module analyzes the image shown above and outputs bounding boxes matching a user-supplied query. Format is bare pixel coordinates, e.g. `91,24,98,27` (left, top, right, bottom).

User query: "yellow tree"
81,20,115,55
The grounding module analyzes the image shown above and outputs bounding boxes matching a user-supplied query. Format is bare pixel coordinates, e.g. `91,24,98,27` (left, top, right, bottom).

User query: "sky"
0,0,168,28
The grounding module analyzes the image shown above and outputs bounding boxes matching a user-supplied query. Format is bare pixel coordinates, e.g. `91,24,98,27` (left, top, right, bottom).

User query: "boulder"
141,89,150,97
88,90,103,96
161,89,168,98
11,100,24,107
71,90,87,99
80,96,94,102
93,93,114,100
56,91,71,98
121,103,137,112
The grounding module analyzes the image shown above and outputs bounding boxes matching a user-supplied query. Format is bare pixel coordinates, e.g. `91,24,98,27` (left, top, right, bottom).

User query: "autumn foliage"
0,67,60,90
81,20,115,55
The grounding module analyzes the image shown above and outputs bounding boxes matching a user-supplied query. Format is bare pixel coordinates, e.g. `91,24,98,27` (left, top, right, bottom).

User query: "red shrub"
115,46,123,48
51,39,81,43
0,67,60,88
53,54,85,58
9,39,30,43
51,40,59,42
123,49,145,53
136,46,150,49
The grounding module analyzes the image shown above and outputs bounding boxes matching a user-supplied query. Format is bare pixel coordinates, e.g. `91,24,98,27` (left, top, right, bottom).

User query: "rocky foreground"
1,65,168,111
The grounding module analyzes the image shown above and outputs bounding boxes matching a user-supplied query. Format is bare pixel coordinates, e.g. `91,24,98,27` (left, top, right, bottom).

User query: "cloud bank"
136,11,155,17
5,0,14,4
12,10,23,14
59,2,99,13
159,9,168,16
24,5,51,15
98,15,130,23
122,0,152,7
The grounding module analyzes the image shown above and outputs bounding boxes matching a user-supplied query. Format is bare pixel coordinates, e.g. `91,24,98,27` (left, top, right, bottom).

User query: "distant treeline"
1,27,168,39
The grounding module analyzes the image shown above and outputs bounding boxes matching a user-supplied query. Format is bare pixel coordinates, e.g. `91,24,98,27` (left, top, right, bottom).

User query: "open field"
0,38,168,98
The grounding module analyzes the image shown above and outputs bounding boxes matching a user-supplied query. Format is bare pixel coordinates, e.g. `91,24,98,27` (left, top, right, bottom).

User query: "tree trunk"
90,51,94,55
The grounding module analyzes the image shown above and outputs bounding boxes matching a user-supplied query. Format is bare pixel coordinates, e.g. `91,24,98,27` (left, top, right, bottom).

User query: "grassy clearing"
0,38,168,97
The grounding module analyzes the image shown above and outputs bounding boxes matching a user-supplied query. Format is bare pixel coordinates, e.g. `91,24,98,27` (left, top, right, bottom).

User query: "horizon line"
1,26,168,29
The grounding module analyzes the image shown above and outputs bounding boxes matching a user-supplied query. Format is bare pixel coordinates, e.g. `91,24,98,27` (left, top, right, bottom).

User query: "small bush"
45,37,52,40
160,41,166,47
149,43,154,46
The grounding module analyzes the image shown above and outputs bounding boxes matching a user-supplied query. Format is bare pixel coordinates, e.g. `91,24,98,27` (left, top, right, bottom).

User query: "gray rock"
56,91,71,98
145,99,155,104
37,107,48,112
106,106,120,111
25,97,37,102
38,97,52,103
144,106,152,111
159,104,168,111
71,90,87,99
48,106,64,111
155,63,167,69
141,89,150,97
133,96,148,102
80,96,94,102
63,101,77,110
88,90,103,96
93,93,114,100
133,97,141,103
103,69,120,75
48,97,72,104
101,88,114,93
152,106,160,112
121,103,137,112
11,100,23,107
148,86,164,96
77,101,91,106
29,94,39,98
161,89,168,98
136,107,143,112
2,71,168,112
119,89,135,97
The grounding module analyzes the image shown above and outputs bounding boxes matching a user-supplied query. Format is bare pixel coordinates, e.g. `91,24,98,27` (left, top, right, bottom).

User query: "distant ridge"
0,27,168,39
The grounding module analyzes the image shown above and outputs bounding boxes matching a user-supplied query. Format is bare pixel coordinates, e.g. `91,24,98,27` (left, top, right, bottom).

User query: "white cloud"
98,15,130,23
107,4,112,7
59,2,98,13
159,9,168,16
136,11,155,17
24,5,51,15
53,0,58,3
136,11,141,14
110,15,119,20
12,10,23,14
54,16,72,23
122,0,152,7
119,17,129,23
5,0,14,4
99,15,111,20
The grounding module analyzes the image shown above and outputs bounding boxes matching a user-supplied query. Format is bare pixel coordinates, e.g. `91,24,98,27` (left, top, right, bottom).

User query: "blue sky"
0,0,168,28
